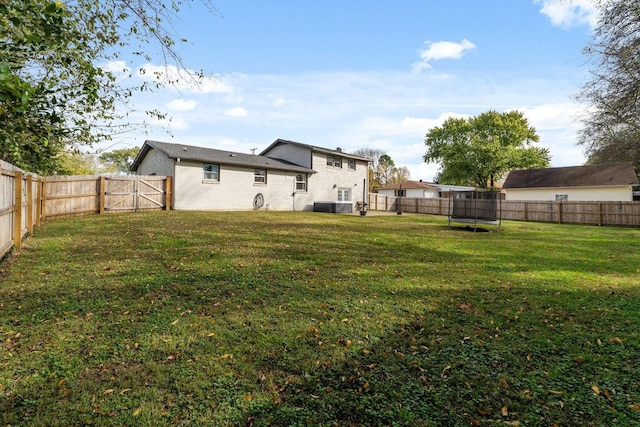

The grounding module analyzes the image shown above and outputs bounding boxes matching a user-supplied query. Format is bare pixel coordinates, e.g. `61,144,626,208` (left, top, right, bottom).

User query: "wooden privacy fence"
368,193,640,227
1,161,171,259
1,161,42,259
45,175,172,218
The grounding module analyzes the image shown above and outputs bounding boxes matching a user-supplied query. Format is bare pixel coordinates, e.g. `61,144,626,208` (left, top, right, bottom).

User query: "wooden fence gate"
43,175,171,219
102,176,168,213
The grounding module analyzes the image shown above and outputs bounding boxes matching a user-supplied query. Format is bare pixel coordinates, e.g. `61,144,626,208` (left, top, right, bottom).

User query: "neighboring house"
376,180,440,198
376,180,475,199
502,163,639,202
130,139,370,211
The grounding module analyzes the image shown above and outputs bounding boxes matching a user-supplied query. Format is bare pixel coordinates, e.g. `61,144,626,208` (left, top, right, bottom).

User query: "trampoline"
448,190,502,231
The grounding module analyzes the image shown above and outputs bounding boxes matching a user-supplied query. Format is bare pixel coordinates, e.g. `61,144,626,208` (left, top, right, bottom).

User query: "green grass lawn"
1,211,639,426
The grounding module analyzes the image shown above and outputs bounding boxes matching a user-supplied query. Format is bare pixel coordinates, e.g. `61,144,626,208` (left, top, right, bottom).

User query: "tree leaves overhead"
424,110,550,188
0,0,214,174
578,0,640,177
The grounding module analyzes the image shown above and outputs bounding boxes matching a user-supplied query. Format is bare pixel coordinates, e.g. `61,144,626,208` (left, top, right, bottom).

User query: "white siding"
136,149,175,177
174,161,307,211
505,186,633,202
266,144,312,168
136,143,369,211
303,152,368,211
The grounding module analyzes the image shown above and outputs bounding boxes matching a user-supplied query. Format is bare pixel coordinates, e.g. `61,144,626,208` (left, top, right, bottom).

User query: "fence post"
597,202,602,226
14,171,22,249
35,178,42,226
27,175,33,235
41,178,48,220
99,176,106,214
165,176,172,210
557,202,563,224
134,176,140,212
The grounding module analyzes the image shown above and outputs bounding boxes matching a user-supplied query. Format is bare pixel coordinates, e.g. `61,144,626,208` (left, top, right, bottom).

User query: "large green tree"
424,110,550,188
0,0,213,174
578,0,640,177
100,146,140,174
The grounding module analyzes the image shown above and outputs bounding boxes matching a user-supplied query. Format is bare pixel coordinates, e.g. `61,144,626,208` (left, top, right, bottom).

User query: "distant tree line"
351,148,411,190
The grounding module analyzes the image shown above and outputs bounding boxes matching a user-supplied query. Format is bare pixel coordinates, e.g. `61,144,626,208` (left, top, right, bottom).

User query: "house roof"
430,183,477,192
503,163,639,189
130,140,316,174
377,180,440,191
260,138,372,162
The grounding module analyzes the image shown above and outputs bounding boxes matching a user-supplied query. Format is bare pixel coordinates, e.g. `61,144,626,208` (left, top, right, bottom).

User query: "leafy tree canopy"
99,146,140,174
424,110,550,188
578,0,640,177
0,0,213,174
55,151,101,176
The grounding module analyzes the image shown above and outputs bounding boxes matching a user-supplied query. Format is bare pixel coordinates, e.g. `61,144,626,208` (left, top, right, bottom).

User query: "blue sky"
108,0,598,181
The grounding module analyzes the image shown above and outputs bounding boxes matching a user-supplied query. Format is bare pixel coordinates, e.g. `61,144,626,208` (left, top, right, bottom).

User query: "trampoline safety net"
448,191,502,230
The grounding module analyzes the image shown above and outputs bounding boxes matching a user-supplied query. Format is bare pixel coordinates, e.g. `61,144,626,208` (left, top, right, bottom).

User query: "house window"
295,173,307,191
338,188,351,201
254,169,267,184
555,194,568,202
347,159,356,170
395,189,406,197
326,155,342,168
203,164,219,181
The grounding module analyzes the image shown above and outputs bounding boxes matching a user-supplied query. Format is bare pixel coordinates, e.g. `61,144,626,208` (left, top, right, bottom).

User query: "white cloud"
224,106,248,117
412,39,476,72
534,0,599,29
519,103,586,166
119,68,588,179
103,60,131,75
273,97,286,107
520,102,582,131
401,113,470,134
358,113,470,138
148,115,190,131
137,63,235,94
167,99,196,111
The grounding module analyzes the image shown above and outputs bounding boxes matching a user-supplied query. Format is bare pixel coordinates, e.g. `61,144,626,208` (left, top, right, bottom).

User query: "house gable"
260,139,371,169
